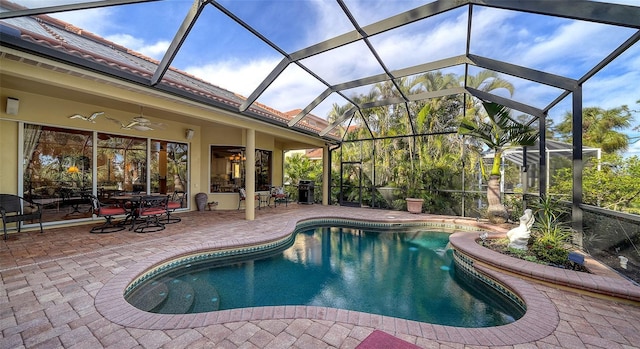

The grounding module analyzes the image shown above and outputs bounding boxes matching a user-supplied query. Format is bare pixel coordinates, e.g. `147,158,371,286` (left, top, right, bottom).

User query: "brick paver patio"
1,204,639,348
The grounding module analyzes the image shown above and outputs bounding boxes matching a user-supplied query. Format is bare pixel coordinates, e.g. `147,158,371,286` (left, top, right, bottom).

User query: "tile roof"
0,2,333,138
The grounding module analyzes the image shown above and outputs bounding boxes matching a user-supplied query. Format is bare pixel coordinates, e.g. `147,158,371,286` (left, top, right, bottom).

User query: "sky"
9,0,640,155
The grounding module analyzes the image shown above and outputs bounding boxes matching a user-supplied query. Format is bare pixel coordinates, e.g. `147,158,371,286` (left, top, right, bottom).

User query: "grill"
298,180,314,204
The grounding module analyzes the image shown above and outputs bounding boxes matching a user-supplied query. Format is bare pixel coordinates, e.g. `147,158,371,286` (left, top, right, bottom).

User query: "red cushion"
99,207,126,215
139,208,166,216
167,202,181,209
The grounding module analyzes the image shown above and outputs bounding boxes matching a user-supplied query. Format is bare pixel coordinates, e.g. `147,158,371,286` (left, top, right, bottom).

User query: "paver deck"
2,204,639,348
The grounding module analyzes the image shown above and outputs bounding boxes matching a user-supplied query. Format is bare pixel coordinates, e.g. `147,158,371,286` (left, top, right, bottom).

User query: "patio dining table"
105,195,141,229
109,195,171,231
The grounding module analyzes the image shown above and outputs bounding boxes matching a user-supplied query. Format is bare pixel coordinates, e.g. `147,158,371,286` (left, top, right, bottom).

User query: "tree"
551,154,640,213
284,153,322,198
461,70,515,121
459,101,539,223
555,105,632,154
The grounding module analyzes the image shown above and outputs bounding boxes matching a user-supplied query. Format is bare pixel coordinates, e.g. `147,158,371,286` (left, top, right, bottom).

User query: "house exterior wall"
0,51,324,225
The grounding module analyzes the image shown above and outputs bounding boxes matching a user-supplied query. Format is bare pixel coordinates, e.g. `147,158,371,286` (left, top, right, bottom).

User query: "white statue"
507,209,534,250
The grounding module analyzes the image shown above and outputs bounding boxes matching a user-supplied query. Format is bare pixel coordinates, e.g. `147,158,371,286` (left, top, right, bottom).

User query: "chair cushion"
99,206,126,215
139,208,166,216
167,202,181,209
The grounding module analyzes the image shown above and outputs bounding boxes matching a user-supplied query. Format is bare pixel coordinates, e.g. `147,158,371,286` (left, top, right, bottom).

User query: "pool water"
126,226,525,327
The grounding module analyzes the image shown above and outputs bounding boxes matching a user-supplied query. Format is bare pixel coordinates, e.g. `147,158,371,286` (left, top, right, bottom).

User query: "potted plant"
406,197,424,213
405,165,424,214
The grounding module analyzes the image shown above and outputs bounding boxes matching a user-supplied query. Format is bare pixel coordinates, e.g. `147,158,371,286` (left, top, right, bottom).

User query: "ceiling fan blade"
150,122,167,130
106,116,124,126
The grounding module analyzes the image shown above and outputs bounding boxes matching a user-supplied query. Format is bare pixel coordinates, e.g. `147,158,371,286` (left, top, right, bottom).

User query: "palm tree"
459,101,539,223
462,70,515,121
555,105,632,154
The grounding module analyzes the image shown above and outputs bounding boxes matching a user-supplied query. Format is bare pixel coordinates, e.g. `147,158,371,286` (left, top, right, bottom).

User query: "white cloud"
184,58,281,97
47,7,113,35
104,34,169,60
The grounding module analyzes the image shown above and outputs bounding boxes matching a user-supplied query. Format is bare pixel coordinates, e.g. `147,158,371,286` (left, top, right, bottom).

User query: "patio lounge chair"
88,194,127,233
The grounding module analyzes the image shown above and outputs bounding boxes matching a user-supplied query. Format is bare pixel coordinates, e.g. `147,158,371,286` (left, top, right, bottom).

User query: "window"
22,124,190,224
150,140,188,195
23,125,93,223
210,146,271,192
255,149,272,191
96,133,147,194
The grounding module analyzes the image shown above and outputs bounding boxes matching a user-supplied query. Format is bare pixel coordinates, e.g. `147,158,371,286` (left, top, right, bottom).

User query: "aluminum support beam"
290,55,469,128
465,87,544,118
289,0,465,62
544,30,640,113
288,89,334,127
408,87,467,102
151,0,208,86
538,114,547,197
240,58,290,112
472,0,640,29
0,0,157,19
320,107,357,137
572,87,584,236
467,54,578,91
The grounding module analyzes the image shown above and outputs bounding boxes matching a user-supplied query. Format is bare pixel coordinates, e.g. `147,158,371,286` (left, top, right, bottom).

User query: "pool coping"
95,214,566,346
448,231,640,304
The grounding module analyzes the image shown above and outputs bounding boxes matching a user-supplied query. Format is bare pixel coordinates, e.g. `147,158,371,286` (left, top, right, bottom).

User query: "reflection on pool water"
126,225,525,327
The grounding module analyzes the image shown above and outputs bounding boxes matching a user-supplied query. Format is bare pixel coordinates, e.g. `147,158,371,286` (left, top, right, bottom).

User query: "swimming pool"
125,222,525,327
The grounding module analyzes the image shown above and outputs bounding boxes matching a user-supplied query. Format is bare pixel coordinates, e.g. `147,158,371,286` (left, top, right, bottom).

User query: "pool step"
154,277,195,314
127,281,168,312
186,275,220,311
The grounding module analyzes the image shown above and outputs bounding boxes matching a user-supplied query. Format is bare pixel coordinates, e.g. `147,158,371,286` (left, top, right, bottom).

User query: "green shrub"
528,195,573,265
531,239,569,265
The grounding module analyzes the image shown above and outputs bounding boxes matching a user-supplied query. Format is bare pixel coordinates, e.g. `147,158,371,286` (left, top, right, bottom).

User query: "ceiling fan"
106,107,166,131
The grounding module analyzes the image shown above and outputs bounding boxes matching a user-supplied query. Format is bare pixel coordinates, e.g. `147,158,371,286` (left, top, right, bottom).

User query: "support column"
572,87,584,241
323,145,329,205
538,113,547,197
521,146,528,208
245,128,256,220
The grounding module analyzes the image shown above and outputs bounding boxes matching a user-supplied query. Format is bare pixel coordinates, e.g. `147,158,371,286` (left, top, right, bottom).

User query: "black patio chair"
162,190,185,224
88,194,127,233
0,194,43,240
133,196,168,233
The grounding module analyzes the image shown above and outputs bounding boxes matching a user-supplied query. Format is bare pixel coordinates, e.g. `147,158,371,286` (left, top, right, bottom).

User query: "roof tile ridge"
251,100,288,119
35,18,66,44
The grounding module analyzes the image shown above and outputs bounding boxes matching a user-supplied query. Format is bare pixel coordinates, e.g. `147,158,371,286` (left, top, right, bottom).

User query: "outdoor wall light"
6,97,19,115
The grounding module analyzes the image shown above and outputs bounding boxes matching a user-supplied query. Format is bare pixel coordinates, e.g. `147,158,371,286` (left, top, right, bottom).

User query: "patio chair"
271,186,289,207
133,195,168,233
1,194,43,240
237,188,259,210
162,190,186,224
88,194,127,233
